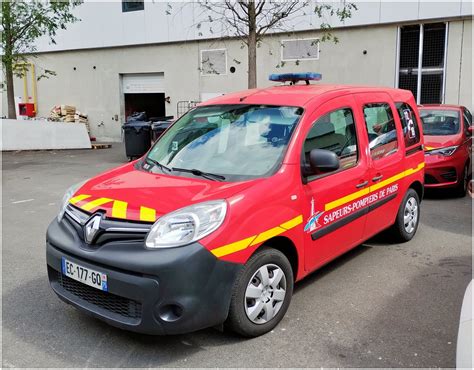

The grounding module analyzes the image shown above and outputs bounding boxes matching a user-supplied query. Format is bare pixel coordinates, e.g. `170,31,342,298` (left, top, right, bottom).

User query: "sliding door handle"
356,180,369,188
372,174,384,182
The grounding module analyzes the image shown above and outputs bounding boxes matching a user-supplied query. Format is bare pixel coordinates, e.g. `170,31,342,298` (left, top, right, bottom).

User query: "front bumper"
46,217,242,335
424,151,466,188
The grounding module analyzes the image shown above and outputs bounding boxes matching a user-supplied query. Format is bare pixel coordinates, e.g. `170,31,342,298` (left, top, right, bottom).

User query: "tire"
226,248,294,337
390,188,420,242
454,164,469,198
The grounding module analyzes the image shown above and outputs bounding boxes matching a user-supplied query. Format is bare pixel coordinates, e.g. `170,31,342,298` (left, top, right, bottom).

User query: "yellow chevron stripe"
81,197,113,211
140,206,156,222
111,200,127,219
69,194,91,205
250,226,287,246
325,187,371,211
325,162,425,211
211,215,303,258
280,215,303,230
211,236,257,258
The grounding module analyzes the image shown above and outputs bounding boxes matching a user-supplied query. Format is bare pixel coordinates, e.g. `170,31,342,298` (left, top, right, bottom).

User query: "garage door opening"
122,73,167,121
124,93,166,120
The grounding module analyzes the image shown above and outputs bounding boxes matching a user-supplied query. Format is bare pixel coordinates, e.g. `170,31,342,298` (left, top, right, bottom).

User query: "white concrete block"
1,119,92,151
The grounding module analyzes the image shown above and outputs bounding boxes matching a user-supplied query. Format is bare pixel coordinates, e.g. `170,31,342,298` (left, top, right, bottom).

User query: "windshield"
144,104,303,181
420,109,460,136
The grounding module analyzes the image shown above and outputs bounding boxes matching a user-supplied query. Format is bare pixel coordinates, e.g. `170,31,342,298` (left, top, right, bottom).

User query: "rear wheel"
390,188,420,242
226,248,293,337
454,164,469,197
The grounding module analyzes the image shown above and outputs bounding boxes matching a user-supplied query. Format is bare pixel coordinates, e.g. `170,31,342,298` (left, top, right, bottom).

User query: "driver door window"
303,108,358,180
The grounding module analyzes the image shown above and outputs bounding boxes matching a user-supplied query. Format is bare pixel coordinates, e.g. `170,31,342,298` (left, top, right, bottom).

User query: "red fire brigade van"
47,73,424,337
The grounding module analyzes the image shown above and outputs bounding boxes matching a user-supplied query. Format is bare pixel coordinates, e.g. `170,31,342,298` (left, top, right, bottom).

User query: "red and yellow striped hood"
69,163,259,223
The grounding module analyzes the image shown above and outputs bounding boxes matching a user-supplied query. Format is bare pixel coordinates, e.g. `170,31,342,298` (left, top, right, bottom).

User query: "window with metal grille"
281,38,319,61
122,0,144,12
201,49,227,75
397,23,447,104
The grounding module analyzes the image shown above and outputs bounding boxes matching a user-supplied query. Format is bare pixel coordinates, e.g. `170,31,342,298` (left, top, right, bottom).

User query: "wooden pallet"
91,143,112,150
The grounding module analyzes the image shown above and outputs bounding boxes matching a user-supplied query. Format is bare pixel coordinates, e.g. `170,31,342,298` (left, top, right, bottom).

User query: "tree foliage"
197,0,356,44
1,0,81,118
170,1,357,88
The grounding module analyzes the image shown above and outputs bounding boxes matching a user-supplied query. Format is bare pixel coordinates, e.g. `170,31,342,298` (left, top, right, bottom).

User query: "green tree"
187,0,357,89
1,0,81,119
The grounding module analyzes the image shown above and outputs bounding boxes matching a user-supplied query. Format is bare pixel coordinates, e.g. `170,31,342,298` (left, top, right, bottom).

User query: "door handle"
356,180,369,188
372,174,383,182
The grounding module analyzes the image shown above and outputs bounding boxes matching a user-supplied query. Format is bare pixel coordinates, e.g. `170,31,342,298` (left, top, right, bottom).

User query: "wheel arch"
256,236,299,281
409,180,424,202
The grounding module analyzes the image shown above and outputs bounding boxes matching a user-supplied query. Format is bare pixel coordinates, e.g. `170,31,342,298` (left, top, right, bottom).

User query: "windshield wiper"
145,157,172,172
171,167,226,181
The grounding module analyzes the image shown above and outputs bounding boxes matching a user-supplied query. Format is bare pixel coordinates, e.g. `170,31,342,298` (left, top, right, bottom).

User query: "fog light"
158,304,183,322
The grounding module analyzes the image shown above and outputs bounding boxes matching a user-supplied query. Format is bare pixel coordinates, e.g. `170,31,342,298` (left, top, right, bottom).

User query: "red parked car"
419,104,473,196
47,73,425,337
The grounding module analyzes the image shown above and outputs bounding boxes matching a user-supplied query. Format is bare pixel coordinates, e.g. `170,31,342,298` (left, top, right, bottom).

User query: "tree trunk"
3,2,17,119
6,63,17,119
247,1,257,89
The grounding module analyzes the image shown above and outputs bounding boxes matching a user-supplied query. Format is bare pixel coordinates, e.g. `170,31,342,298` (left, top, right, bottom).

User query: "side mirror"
467,126,473,136
304,149,340,177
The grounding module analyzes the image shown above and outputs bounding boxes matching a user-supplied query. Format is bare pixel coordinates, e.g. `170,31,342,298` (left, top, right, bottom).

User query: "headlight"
425,145,458,157
145,200,227,249
57,181,86,222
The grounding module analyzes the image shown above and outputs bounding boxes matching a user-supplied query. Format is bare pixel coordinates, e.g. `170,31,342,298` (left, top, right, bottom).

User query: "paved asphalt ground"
2,145,472,368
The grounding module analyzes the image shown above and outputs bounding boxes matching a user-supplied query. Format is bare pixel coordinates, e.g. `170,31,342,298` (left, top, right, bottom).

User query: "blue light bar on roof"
269,72,322,83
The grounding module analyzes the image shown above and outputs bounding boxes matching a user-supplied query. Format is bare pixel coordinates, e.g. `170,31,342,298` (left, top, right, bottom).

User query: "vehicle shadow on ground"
293,244,372,293
3,245,376,367
2,276,240,367
323,254,472,368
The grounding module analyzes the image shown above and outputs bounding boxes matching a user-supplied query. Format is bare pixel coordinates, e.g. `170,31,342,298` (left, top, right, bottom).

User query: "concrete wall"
4,19,472,142
1,119,91,151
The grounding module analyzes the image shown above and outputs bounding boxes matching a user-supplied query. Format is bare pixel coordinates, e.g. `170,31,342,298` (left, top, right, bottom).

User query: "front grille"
425,174,438,184
65,205,150,246
57,272,142,319
440,169,457,181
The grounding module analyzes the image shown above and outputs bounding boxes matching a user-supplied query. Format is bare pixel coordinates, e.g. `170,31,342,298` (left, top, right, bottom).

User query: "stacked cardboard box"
61,105,76,122
49,104,90,134
75,111,90,133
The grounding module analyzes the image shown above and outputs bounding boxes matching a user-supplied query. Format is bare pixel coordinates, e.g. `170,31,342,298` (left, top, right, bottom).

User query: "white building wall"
3,14,472,142
445,19,472,107
33,0,472,53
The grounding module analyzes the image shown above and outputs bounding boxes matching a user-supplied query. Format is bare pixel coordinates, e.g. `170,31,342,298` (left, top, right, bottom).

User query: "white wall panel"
418,1,463,20
380,2,420,23
32,1,472,53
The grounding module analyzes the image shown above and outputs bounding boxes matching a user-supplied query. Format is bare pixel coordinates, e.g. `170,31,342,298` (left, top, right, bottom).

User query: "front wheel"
226,248,293,337
390,188,420,242
454,164,469,198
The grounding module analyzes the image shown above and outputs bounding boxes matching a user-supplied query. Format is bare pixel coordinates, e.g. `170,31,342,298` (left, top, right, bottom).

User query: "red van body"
47,82,425,337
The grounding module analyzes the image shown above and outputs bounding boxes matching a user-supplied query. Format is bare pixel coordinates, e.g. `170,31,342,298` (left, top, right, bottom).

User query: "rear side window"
395,102,421,147
363,103,398,161
463,108,472,128
303,108,358,174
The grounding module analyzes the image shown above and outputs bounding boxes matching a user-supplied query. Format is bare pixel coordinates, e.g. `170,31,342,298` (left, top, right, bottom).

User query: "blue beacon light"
268,72,322,85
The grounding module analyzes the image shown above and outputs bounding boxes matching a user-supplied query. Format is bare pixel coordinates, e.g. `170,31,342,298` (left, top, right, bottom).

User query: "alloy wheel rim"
244,263,287,324
403,196,418,234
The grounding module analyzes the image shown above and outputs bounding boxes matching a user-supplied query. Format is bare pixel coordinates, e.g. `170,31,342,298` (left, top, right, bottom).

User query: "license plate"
61,257,108,292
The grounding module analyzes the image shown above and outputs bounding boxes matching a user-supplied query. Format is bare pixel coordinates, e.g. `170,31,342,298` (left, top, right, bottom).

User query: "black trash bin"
126,111,148,122
122,121,151,161
151,120,173,143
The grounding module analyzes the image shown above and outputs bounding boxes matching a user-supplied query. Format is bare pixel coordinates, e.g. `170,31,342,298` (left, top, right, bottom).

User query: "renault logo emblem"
84,214,102,244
